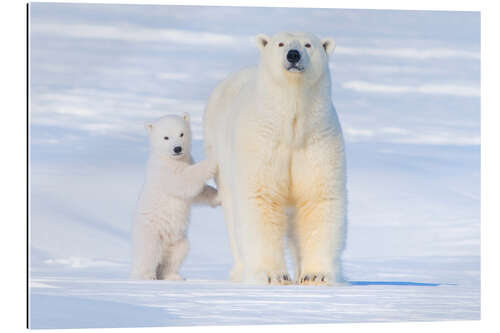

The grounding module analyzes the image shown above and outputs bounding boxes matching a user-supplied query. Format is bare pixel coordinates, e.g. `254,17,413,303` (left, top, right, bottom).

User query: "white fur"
131,114,219,280
204,32,347,285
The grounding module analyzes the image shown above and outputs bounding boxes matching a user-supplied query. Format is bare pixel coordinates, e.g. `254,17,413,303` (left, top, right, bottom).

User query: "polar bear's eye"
180,133,184,138
305,43,311,48
164,136,169,140
278,42,284,47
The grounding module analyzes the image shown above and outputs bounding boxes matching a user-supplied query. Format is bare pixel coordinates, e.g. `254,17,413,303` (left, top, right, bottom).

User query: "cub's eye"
305,43,311,48
164,136,169,140
278,42,284,47
180,133,184,138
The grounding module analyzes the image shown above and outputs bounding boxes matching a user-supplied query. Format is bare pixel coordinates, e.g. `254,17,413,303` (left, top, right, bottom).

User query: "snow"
29,256,479,328
29,141,480,328
28,3,480,329
30,256,479,328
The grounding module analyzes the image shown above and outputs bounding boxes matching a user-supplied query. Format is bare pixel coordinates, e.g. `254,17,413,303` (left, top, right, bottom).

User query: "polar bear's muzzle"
287,49,301,63
171,145,184,157
285,49,305,72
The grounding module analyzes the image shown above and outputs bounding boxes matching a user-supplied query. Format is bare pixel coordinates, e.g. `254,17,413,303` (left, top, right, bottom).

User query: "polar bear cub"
130,113,219,280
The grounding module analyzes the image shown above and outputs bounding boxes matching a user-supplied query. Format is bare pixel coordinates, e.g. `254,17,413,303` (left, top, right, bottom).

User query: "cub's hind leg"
158,238,189,280
131,222,162,280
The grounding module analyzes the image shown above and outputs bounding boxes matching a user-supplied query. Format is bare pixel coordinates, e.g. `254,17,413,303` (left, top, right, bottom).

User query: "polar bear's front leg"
293,198,346,285
291,139,347,286
236,178,292,285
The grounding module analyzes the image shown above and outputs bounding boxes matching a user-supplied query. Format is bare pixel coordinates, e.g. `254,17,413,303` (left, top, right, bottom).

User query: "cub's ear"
256,34,270,51
321,38,336,56
182,112,190,123
144,122,153,134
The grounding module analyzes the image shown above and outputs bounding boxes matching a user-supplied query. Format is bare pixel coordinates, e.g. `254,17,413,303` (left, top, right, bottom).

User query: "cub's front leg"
174,157,217,199
193,185,220,207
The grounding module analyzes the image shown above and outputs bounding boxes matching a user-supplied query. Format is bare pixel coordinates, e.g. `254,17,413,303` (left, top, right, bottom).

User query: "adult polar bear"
204,32,346,286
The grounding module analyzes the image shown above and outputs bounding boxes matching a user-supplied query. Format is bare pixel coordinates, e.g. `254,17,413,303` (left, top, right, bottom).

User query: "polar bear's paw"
164,273,185,281
298,273,336,286
229,264,244,282
256,271,292,285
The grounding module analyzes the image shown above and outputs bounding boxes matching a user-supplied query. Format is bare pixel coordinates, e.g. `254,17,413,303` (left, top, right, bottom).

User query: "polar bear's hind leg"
220,181,245,282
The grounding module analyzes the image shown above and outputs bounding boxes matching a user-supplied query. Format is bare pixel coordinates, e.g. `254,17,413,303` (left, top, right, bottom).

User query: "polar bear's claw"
252,271,291,285
266,272,292,285
298,273,332,286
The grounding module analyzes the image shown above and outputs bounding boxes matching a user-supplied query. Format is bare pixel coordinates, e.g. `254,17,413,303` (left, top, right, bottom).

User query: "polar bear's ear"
321,38,336,56
256,34,270,51
144,122,153,134
182,112,190,123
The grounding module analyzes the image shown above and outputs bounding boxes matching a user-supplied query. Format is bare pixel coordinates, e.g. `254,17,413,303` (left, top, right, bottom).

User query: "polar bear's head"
145,113,192,160
255,32,335,84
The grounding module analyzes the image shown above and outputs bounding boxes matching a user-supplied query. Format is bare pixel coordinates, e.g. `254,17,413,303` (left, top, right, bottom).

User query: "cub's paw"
210,195,222,208
131,272,157,280
298,273,337,286
205,156,218,177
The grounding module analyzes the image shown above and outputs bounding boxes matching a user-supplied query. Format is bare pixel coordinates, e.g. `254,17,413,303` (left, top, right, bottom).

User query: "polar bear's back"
203,66,257,156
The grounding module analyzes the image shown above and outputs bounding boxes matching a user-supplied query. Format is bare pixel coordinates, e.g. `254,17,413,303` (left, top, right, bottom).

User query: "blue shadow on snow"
349,281,444,287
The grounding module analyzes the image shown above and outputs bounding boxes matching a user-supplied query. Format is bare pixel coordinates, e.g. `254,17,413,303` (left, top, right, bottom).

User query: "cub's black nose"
287,49,301,63
173,146,182,154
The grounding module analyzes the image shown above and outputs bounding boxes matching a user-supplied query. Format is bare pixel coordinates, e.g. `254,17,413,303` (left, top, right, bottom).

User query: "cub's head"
145,113,192,159
255,32,335,84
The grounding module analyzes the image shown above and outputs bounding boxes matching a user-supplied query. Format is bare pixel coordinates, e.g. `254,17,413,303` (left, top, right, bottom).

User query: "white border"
2,0,498,332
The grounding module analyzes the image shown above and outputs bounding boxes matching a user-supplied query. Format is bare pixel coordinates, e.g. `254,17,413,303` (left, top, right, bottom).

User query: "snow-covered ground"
29,257,479,328
29,141,480,328
28,3,480,329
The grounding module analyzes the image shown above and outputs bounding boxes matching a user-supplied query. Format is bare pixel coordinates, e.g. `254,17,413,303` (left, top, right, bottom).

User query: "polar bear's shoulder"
224,66,257,85
213,66,257,96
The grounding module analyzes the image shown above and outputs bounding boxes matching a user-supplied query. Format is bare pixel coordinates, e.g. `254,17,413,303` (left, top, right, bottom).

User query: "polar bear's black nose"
173,146,182,154
287,49,301,63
